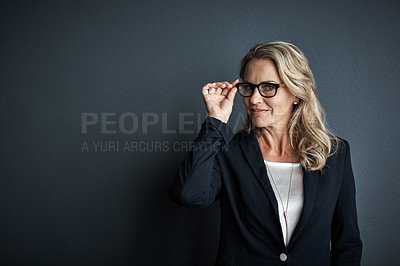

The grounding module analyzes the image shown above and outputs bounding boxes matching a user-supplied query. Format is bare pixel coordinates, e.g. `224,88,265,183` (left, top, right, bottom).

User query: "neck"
255,126,298,163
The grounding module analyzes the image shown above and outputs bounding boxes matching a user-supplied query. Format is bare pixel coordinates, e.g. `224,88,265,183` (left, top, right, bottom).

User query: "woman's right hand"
201,79,239,123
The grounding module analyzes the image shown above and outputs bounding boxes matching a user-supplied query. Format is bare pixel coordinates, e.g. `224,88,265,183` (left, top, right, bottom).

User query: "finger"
203,81,230,94
203,82,218,90
227,87,237,102
216,87,222,94
202,82,214,91
202,85,210,95
215,82,226,89
220,81,232,89
231,79,240,86
221,86,231,97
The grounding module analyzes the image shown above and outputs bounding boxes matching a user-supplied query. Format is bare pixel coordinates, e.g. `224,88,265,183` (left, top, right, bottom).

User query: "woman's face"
243,58,297,129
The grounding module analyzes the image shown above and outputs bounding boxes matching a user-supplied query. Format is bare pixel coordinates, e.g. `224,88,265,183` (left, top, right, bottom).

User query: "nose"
249,86,263,104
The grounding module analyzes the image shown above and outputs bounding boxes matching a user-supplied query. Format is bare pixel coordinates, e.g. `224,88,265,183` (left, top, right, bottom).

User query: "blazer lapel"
239,132,321,249
287,168,319,248
239,132,280,220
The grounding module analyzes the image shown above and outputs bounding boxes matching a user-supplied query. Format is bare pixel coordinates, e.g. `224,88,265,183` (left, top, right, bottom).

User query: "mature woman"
169,41,362,265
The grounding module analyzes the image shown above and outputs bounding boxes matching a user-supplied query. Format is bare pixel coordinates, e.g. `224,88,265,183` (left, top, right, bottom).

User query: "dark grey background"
1,0,399,265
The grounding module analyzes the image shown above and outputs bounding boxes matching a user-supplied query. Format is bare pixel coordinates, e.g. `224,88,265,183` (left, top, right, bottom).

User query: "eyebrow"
243,79,279,84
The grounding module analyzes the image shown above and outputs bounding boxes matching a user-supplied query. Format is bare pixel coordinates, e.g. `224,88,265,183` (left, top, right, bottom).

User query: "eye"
239,84,252,89
260,84,276,91
238,84,254,91
259,83,278,97
238,83,254,96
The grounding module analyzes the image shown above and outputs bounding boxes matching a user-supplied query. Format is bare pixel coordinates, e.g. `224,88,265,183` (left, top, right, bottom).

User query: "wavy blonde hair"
239,41,339,171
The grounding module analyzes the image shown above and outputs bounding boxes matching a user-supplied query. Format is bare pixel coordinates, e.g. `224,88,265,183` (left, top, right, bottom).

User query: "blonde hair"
239,41,339,171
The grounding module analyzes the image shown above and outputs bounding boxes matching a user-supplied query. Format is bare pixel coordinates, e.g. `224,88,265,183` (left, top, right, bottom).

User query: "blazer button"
280,253,288,262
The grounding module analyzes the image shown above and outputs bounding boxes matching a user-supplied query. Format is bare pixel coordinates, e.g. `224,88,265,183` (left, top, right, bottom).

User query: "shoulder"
330,136,350,157
216,130,253,158
230,129,254,145
325,136,352,169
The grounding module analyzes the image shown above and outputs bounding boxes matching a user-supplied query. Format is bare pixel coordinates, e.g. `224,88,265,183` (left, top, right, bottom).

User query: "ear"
293,96,300,105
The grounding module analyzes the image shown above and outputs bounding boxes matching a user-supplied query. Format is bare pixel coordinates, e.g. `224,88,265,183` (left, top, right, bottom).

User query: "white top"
264,160,304,246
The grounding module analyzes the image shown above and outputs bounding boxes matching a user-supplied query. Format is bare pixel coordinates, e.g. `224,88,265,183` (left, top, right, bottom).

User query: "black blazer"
169,117,362,266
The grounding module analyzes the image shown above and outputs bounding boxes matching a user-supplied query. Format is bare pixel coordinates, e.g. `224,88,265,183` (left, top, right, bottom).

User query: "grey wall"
1,0,399,265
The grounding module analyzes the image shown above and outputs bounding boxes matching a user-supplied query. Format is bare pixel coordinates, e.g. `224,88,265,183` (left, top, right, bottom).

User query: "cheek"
269,95,292,109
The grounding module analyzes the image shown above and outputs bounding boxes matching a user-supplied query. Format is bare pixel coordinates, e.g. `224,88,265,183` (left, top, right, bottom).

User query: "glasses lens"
238,84,254,96
259,83,276,97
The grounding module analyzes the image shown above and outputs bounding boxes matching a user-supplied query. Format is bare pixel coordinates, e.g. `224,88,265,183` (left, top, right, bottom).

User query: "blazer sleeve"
330,140,363,265
168,117,235,208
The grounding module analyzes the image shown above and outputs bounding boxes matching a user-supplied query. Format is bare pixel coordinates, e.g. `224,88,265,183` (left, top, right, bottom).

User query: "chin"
251,117,270,128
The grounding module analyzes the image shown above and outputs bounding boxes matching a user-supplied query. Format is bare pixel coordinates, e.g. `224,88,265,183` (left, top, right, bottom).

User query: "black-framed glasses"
237,82,286,97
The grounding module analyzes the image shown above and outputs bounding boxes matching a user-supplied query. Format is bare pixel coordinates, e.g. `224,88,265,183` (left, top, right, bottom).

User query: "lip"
250,108,269,115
